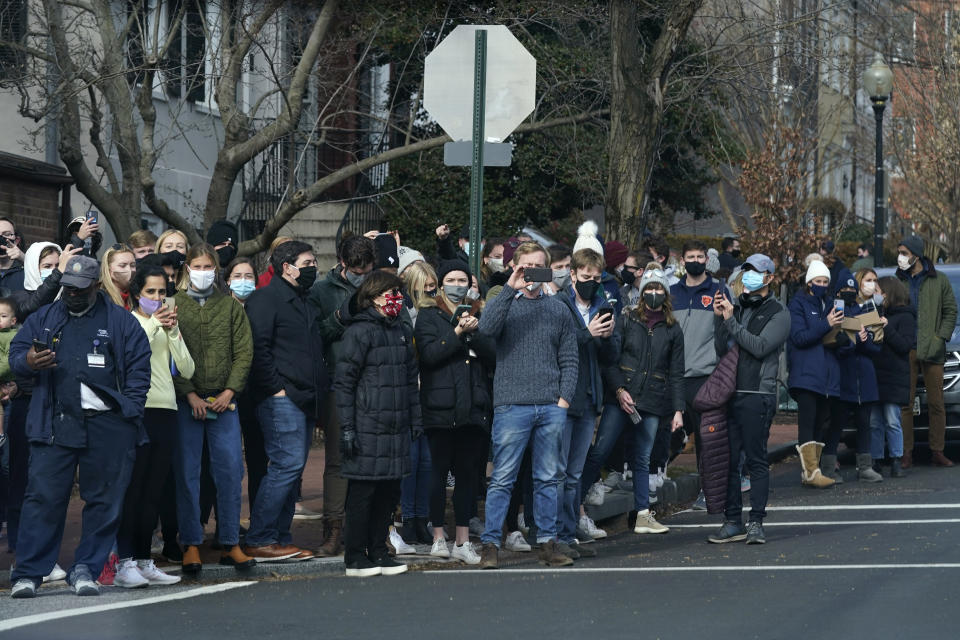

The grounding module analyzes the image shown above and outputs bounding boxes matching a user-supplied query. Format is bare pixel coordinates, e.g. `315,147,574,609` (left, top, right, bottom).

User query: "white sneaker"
648,473,659,493
11,579,36,598
150,532,164,555
634,509,669,534
468,516,485,537
389,526,417,555
451,541,481,565
73,577,100,596
657,467,666,488
603,471,623,489
114,559,149,589
584,482,606,506
503,530,532,552
136,559,181,585
579,514,607,540
430,538,450,558
43,563,67,583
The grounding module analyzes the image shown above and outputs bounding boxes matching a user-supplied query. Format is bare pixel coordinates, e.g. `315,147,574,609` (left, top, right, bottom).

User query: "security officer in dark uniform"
8,256,151,598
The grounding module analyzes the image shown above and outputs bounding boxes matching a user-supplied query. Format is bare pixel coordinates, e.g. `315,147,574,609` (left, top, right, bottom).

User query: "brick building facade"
0,151,72,245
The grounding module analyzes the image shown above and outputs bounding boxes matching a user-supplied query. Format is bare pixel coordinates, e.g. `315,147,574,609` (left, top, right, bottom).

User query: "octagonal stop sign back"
424,25,536,143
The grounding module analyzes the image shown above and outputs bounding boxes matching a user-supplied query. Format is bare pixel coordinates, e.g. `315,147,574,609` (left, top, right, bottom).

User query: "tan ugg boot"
796,441,835,488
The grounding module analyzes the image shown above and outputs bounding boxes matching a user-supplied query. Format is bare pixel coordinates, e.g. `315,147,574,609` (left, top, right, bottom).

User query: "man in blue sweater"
477,242,579,569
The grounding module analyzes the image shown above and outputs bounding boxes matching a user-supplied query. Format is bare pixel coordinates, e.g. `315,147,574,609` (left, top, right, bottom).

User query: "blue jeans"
557,411,596,543
173,401,244,546
481,404,566,546
400,434,432,519
870,403,904,458
246,396,311,547
580,403,659,511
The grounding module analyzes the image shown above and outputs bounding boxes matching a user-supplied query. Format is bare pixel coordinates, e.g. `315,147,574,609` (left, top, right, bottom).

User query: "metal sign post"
468,30,487,280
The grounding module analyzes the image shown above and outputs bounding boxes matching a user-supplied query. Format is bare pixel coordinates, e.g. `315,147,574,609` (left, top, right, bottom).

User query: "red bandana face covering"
382,292,404,318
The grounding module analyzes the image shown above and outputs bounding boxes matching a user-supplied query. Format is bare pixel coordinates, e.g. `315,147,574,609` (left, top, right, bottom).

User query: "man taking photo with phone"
0,217,25,293
477,241,578,569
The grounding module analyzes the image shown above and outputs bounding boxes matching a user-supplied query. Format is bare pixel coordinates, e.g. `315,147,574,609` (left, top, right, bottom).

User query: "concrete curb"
768,440,799,465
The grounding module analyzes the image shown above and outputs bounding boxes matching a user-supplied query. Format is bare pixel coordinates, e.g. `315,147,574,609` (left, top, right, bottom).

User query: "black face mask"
839,290,857,305
166,280,178,298
575,280,600,302
161,250,186,270
216,245,237,268
643,291,666,309
730,249,741,259
621,268,636,286
739,292,766,307
685,261,706,277
64,288,97,313
295,265,317,290
424,288,438,298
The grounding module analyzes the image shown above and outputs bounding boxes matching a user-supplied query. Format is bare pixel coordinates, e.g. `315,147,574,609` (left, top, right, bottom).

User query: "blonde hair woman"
402,262,438,322
100,244,137,309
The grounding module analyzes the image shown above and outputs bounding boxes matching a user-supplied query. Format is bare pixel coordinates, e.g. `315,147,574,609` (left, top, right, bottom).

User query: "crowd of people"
0,214,956,594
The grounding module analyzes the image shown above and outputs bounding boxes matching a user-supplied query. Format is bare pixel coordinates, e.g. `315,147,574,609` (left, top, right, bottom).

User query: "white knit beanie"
397,246,425,275
572,220,604,256
805,260,831,284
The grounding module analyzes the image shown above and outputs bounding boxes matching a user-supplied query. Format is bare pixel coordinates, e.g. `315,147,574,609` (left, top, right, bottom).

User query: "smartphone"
450,304,472,325
626,405,642,425
86,209,98,225
32,338,48,353
522,267,553,283
598,306,614,321
162,297,176,313
717,277,726,298
834,299,845,314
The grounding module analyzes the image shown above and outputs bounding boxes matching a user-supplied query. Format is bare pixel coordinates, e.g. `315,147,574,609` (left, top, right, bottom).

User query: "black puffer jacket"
603,310,685,417
872,305,917,406
414,302,496,432
334,300,423,481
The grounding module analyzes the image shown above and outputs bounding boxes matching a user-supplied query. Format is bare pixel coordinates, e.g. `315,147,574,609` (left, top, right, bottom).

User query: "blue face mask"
39,268,53,283
810,284,828,298
741,270,766,292
230,279,256,300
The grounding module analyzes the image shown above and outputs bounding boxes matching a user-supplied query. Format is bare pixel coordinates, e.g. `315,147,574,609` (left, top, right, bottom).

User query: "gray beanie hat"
899,235,924,259
638,261,670,293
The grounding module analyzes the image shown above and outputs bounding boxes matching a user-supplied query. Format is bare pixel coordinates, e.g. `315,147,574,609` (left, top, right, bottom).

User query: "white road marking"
0,581,257,633
425,563,960,575
752,504,960,511
669,519,960,528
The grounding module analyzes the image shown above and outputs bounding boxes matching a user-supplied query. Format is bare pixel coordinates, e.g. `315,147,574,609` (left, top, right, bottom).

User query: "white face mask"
189,268,216,291
487,258,505,273
861,281,876,296
897,254,915,271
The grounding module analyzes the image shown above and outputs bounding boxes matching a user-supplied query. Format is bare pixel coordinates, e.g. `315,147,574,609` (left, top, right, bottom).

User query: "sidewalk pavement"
1,417,800,581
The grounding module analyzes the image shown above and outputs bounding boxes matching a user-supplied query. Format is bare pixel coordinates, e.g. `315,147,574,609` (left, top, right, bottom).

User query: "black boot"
891,457,906,478
400,518,418,545
413,517,433,544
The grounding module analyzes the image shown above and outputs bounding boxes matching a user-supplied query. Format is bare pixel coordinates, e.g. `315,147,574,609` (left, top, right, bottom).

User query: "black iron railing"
239,133,312,241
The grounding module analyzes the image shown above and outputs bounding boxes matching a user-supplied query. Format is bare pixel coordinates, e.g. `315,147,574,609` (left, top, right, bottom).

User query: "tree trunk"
606,0,703,247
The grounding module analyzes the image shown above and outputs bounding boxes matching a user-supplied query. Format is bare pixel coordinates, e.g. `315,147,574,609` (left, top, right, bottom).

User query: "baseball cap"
743,253,775,274
60,256,100,288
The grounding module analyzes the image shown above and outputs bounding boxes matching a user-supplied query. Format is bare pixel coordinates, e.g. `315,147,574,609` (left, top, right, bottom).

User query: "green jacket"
0,326,18,383
308,266,357,376
173,289,253,397
897,259,958,364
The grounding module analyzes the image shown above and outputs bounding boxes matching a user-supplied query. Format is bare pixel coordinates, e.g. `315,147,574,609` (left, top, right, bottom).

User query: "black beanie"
437,259,471,284
899,235,924,259
206,219,238,246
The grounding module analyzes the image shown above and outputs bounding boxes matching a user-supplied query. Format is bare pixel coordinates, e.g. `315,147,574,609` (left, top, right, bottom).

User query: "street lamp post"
862,53,894,268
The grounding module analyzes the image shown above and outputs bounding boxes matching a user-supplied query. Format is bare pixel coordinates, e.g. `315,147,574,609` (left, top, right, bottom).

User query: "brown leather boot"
316,519,343,557
182,545,202,573
220,545,256,569
932,451,955,467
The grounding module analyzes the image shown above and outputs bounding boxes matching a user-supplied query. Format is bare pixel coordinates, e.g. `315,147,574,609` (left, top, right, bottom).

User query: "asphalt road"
4,455,960,640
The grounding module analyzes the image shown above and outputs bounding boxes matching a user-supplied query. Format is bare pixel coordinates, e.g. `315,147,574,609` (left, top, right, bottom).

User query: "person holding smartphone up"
594,264,684,537
476,242,578,570
709,255,790,546
786,259,843,488
553,249,618,555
